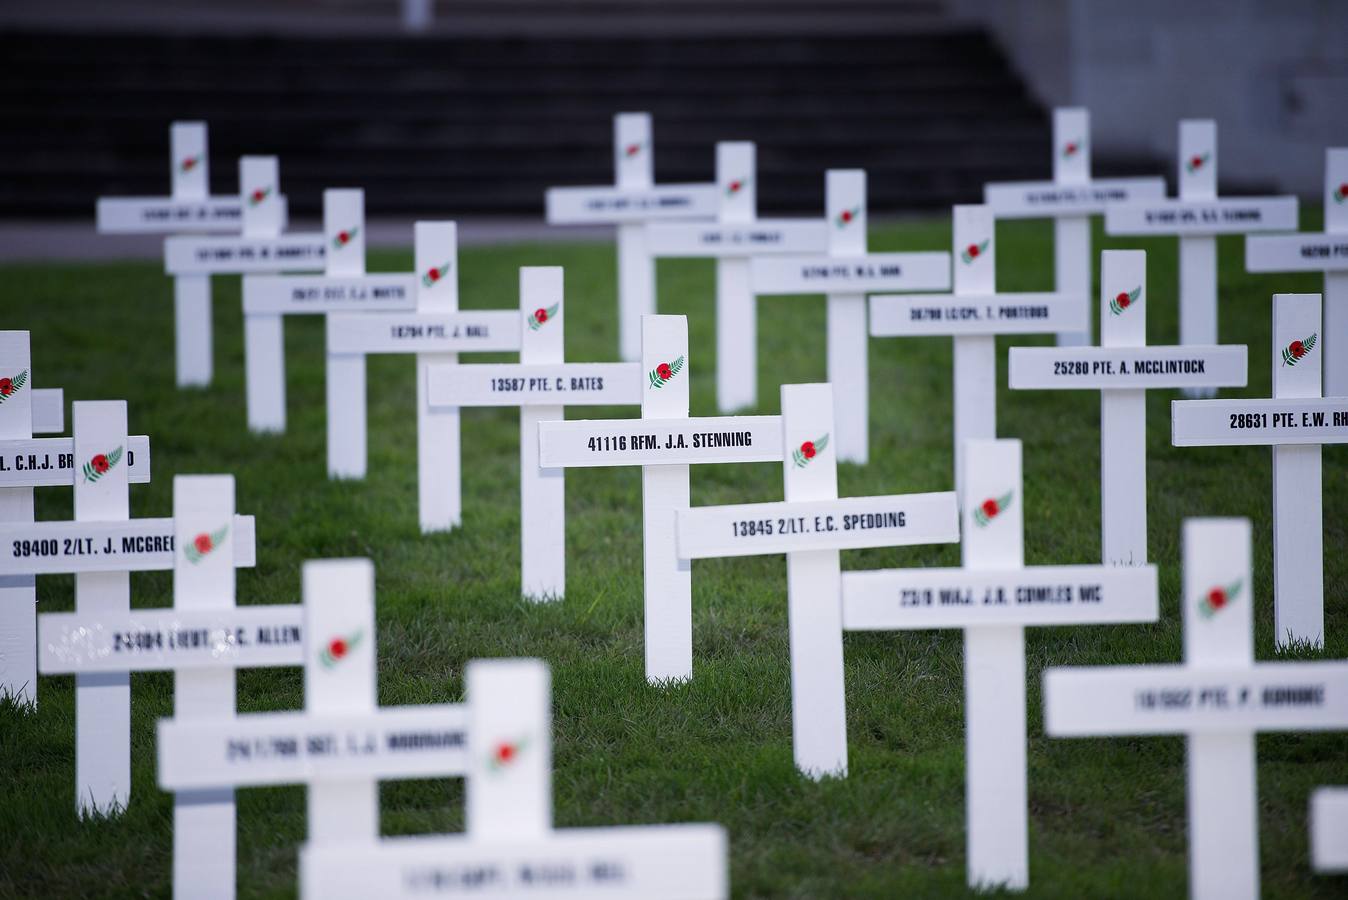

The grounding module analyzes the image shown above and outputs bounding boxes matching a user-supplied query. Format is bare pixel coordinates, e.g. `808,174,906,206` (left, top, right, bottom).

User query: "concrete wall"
952,0,1348,195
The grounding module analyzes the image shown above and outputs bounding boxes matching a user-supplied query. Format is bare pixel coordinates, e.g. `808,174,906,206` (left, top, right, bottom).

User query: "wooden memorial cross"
324,222,520,498
840,438,1159,890
750,169,951,464
1311,788,1348,873
537,314,783,683
38,475,294,898
242,189,417,436
1043,517,1348,900
165,156,325,327
869,205,1088,497
1246,148,1348,397
1106,119,1299,397
1009,250,1247,565
298,658,729,900
647,141,828,412
425,267,641,597
95,122,256,387
1172,292,1340,649
545,112,719,362
983,107,1166,346
675,383,959,778
0,401,224,815
0,329,74,705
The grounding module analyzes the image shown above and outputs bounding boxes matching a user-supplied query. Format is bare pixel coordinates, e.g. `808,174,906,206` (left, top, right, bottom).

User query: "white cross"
424,266,641,598
983,107,1166,347
0,401,244,816
1043,517,1348,900
840,438,1158,890
647,141,828,412
1310,787,1348,873
537,315,783,683
1172,292,1340,648
324,222,522,526
241,189,418,440
38,474,295,899
1009,250,1247,565
0,329,73,705
1246,148,1348,397
546,112,719,362
95,122,261,387
675,382,958,777
1105,119,1299,398
750,169,951,464
870,204,1087,498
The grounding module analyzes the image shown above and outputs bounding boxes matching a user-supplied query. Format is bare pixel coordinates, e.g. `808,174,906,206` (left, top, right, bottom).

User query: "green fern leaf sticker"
0,369,28,405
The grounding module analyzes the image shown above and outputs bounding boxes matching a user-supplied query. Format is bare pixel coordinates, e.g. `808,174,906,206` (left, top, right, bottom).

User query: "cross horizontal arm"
1246,233,1348,273
751,252,951,295
1105,197,1298,236
1172,397,1348,446
39,604,304,674
0,513,255,575
869,291,1088,336
243,274,419,315
982,177,1166,218
157,703,470,790
1008,345,1247,390
1044,661,1348,736
545,183,719,224
537,415,783,468
165,234,325,275
427,362,642,408
646,219,828,258
327,310,521,355
676,492,957,559
0,434,151,487
300,823,729,900
96,197,243,233
842,564,1158,629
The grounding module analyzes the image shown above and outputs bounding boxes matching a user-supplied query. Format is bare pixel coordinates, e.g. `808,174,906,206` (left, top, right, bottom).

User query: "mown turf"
0,211,1344,899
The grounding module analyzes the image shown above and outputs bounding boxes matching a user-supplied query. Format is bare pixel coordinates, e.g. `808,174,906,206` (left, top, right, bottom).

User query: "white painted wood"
1245,149,1348,400
1099,251,1149,566
840,438,1159,890
1170,293,1328,648
1009,250,1248,565
303,558,380,842
1052,108,1092,347
244,312,286,433
414,222,463,533
826,170,870,464
1271,294,1323,648
1310,787,1348,872
519,268,566,600
1179,121,1219,399
171,123,213,388
960,440,1028,890
326,311,518,355
171,475,237,900
0,331,37,705
72,401,132,816
466,658,551,839
430,363,640,406
716,142,757,412
0,514,256,575
983,177,1165,216
538,415,781,468
299,824,729,900
0,434,150,486
164,235,325,275
1106,196,1299,235
676,493,957,559
31,388,63,435
325,190,370,480
750,251,951,295
1042,518,1348,899
647,220,827,256
869,207,1087,498
244,274,419,315
641,316,693,683
953,207,996,496
1171,397,1348,446
96,197,242,233
779,383,847,777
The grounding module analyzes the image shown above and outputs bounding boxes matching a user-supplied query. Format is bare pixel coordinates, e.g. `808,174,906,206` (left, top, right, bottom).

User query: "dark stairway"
0,17,1052,219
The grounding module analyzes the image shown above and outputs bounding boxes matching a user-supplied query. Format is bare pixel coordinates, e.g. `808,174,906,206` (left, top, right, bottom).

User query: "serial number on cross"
491,376,606,393
731,511,906,537
1228,410,1347,429
585,431,754,452
9,534,172,558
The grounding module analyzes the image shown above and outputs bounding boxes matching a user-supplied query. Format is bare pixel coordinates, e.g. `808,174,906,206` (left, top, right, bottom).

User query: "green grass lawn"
1,212,1345,899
